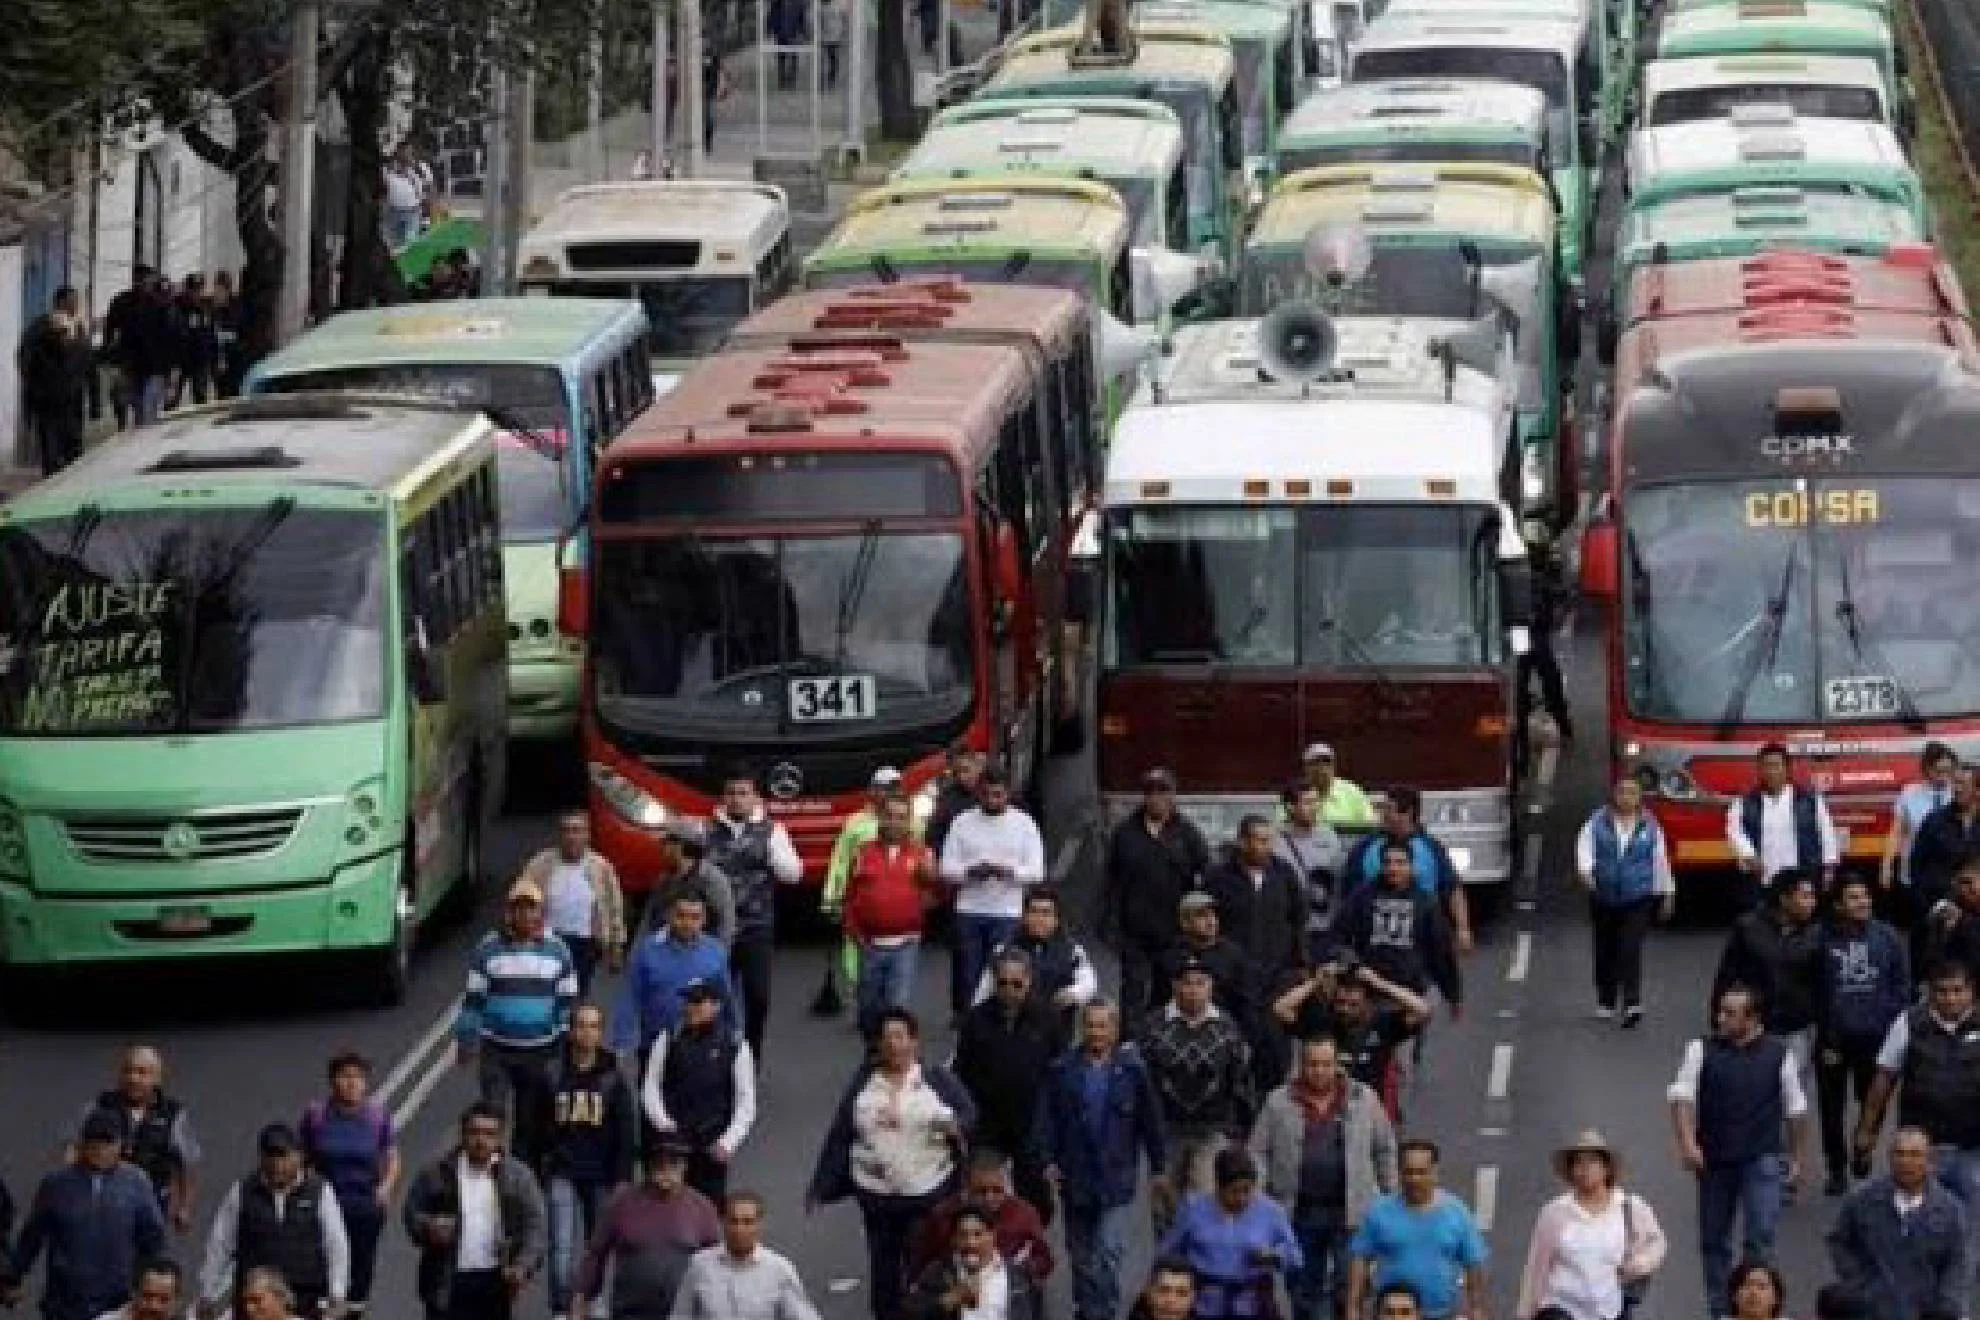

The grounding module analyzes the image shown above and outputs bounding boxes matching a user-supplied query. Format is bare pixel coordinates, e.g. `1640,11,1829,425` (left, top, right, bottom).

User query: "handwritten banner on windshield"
12,581,176,732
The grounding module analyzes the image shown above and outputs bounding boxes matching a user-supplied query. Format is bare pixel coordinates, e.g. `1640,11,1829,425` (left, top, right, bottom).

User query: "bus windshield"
0,505,387,736
1648,83,1885,125
1105,503,1504,668
591,531,975,739
536,279,751,357
1354,47,1573,116
497,442,567,545
809,255,1101,299
1280,139,1544,173
260,363,572,433
1622,478,1980,724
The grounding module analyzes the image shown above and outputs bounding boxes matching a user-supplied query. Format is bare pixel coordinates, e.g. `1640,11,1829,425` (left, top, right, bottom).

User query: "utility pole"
276,0,320,343
651,0,672,169
840,0,864,161
511,71,535,263
585,29,606,181
482,62,512,293
682,0,705,175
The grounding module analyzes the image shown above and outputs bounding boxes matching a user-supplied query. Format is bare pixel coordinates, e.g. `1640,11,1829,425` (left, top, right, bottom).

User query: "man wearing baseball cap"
1104,766,1211,1037
1302,744,1377,830
197,1123,348,1320
5,1112,164,1320
820,766,913,1016
571,1134,720,1320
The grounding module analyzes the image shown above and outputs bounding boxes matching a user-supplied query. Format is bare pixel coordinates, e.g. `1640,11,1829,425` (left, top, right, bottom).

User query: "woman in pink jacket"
1515,1130,1668,1320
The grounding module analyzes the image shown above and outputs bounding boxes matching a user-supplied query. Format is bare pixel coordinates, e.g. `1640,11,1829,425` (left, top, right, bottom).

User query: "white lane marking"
1487,1043,1515,1100
393,1041,459,1131
378,995,464,1106
1475,1165,1500,1233
1507,930,1532,983
1051,833,1083,883
1478,1126,1508,1137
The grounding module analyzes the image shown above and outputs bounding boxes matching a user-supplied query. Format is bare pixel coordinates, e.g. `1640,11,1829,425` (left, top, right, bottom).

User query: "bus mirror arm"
556,512,590,639
1580,508,1619,604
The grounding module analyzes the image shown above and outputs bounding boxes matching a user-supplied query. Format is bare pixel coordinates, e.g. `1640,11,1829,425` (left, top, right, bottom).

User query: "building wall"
70,130,242,325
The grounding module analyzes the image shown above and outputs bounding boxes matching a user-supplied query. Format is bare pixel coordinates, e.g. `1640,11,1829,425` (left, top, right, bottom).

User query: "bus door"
976,498,1023,767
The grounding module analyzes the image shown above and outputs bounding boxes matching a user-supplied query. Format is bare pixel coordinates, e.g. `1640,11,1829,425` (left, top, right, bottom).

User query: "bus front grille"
60,808,306,864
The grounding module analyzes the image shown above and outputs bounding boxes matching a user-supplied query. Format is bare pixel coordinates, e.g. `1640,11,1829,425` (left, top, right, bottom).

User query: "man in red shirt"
843,795,936,1039
906,1150,1054,1288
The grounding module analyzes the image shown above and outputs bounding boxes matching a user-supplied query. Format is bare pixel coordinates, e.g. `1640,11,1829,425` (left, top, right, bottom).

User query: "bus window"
411,507,446,642
445,488,474,633
591,371,616,441
1166,166,1190,252
758,235,793,299
474,465,503,603
1069,336,1100,487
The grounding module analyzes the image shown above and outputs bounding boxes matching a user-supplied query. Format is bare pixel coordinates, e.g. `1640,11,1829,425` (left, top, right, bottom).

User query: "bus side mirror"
993,521,1024,610
1581,516,1619,603
556,518,590,639
1500,559,1536,628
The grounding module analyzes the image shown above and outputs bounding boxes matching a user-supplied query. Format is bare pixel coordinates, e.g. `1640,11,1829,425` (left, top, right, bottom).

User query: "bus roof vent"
1728,102,1796,129
922,218,1001,235
937,191,1017,211
1014,106,1081,124
739,403,818,433
999,134,1067,153
1741,251,1854,305
1738,130,1806,162
1737,0,1806,15
1372,104,1438,118
1369,169,1439,192
787,331,913,359
1739,305,1856,339
147,445,303,473
1363,196,1434,222
1884,242,1939,271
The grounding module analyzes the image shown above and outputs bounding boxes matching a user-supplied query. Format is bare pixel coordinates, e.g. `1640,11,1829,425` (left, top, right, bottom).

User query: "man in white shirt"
520,812,628,996
1726,742,1839,909
404,1102,548,1320
670,1191,821,1320
382,143,427,249
939,763,1047,1028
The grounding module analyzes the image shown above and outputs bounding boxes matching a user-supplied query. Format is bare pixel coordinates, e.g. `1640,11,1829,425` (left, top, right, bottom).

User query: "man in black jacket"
74,1046,201,1233
541,1004,637,1320
1714,867,1824,1079
1158,894,1254,1027
1907,765,1980,976
954,948,1062,1222
1925,859,1980,985
639,980,757,1205
1204,815,1309,989
1337,841,1461,1014
976,889,1099,1035
1105,767,1210,1037
403,1103,547,1320
16,287,92,475
926,741,986,860
195,1123,347,1320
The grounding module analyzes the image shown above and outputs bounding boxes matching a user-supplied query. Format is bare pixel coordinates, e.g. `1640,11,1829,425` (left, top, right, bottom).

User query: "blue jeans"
1064,1200,1130,1320
133,373,169,426
951,913,1018,1013
1698,1155,1785,1313
547,1174,608,1315
1290,1205,1349,1320
857,938,920,1036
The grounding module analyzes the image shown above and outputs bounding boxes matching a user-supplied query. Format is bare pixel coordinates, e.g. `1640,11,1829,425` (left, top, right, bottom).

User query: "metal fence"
1910,0,1980,194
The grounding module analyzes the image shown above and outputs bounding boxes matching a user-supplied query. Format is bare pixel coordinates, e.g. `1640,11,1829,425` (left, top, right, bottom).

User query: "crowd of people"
3,738,1980,1320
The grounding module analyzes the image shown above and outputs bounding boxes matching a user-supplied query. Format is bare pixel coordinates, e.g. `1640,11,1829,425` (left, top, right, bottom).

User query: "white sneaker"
1595,1003,1616,1020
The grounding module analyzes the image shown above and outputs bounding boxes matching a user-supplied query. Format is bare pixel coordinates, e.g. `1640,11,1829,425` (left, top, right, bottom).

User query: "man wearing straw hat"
1515,1130,1667,1320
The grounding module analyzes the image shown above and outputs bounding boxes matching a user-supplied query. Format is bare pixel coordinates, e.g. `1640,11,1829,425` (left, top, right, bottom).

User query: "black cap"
1171,954,1215,980
651,1132,693,1160
1142,766,1178,791
79,1110,121,1145
680,978,723,1002
258,1122,302,1155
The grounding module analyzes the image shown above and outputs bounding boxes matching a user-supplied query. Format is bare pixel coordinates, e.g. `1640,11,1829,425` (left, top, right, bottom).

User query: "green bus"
1654,3,1902,105
1274,78,1551,177
1127,0,1299,188
0,395,507,1001
246,298,651,746
1623,112,1926,229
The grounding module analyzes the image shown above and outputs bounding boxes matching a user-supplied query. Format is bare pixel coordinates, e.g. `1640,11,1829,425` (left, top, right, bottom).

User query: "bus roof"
896,103,1185,182
519,180,789,254
6,395,492,510
1656,3,1891,55
1626,110,1909,184
1105,397,1505,505
1135,0,1291,40
1281,79,1548,141
609,335,1034,468
1620,246,1970,326
808,176,1130,265
1642,52,1886,95
1252,165,1556,246
987,21,1237,91
1352,12,1583,58
1381,0,1591,38
1619,187,1922,262
728,280,1092,361
251,299,647,378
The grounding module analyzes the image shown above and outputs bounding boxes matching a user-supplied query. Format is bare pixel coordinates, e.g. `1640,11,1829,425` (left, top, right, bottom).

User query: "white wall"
1,245,24,468
70,129,241,326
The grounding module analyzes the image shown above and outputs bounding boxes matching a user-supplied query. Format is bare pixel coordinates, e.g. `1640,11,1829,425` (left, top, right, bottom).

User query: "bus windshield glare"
1105,504,1504,668
0,505,387,736
809,256,1100,299
591,532,975,739
1622,478,1980,723
260,363,572,433
497,443,567,545
1648,83,1883,125
537,278,751,357
1280,140,1543,172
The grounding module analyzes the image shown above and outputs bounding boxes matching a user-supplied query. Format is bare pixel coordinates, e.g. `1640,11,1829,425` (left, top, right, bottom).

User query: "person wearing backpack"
300,1052,400,1316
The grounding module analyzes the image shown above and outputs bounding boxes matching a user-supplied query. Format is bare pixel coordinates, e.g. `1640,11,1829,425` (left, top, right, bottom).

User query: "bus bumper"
1648,798,1876,873
506,657,580,743
0,851,401,966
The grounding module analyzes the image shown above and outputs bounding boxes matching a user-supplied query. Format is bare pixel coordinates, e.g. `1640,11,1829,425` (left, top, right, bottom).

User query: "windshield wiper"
1624,527,1659,700
1313,617,1406,705
833,519,884,669
1716,540,1801,738
484,406,564,461
1834,546,1927,732
174,496,297,733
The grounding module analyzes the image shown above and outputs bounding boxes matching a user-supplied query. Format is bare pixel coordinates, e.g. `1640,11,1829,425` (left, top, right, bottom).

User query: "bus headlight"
589,763,669,829
911,785,939,825
0,799,25,877
343,780,387,851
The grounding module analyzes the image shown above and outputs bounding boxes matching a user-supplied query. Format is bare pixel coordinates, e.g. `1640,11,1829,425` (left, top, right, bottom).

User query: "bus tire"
361,878,417,1008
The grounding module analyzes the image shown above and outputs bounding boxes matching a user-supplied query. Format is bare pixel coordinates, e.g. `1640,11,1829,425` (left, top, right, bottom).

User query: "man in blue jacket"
1341,789,1472,955
1817,876,1910,1197
5,1112,166,1320
614,891,739,1059
1827,1125,1968,1320
1036,999,1166,1320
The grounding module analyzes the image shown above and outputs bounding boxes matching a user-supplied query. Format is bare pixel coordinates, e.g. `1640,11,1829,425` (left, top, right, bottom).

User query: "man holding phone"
938,764,1046,1022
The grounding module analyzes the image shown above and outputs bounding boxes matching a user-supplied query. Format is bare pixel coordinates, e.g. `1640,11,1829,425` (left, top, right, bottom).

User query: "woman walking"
1515,1131,1666,1320
298,1051,400,1316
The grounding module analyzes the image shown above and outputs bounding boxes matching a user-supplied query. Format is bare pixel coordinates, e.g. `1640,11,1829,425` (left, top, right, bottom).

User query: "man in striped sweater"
456,877,579,1170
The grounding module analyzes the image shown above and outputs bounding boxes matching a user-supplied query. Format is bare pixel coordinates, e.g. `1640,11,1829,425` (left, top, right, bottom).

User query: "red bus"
559,283,1103,888
1582,247,1980,881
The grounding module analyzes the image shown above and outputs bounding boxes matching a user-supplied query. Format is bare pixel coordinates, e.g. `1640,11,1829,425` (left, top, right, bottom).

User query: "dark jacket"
905,1255,1044,1320
1342,829,1462,907
1713,909,1823,1034
1928,905,1980,985
1908,804,1980,901
1034,1045,1166,1209
1826,1174,1970,1320
12,1162,165,1320
1156,936,1255,1024
953,997,1060,1158
1338,883,1461,1005
402,1151,547,1313
1106,810,1212,950
17,315,92,412
1203,855,1310,983
808,1061,977,1206
542,1046,639,1186
1817,919,1911,1046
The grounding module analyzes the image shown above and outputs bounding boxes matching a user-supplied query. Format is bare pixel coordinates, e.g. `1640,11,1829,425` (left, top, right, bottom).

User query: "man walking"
1300,743,1378,830
1036,1001,1167,1320
570,1137,720,1320
543,1003,638,1320
939,764,1046,1023
1855,961,1980,1207
16,287,92,475
1160,894,1256,1028
519,812,627,996
74,1045,201,1233
975,889,1099,1028
1206,813,1312,1093
616,894,740,1062
954,949,1062,1221
1142,957,1256,1237
1815,876,1909,1197
1907,764,1980,977
641,980,757,1205
196,1123,349,1320
1105,767,1211,1037
1573,773,1675,1025
1727,742,1840,909
1338,842,1462,1022
1668,983,1811,1315
1341,790,1471,951
641,821,737,947
455,878,579,1169
842,792,936,1038
1345,1139,1489,1320
671,1191,822,1319
821,766,910,1018
403,1103,548,1320
1713,868,1824,1079
1826,1126,1969,1320
1276,781,1346,963
706,768,804,1064
6,1113,166,1320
